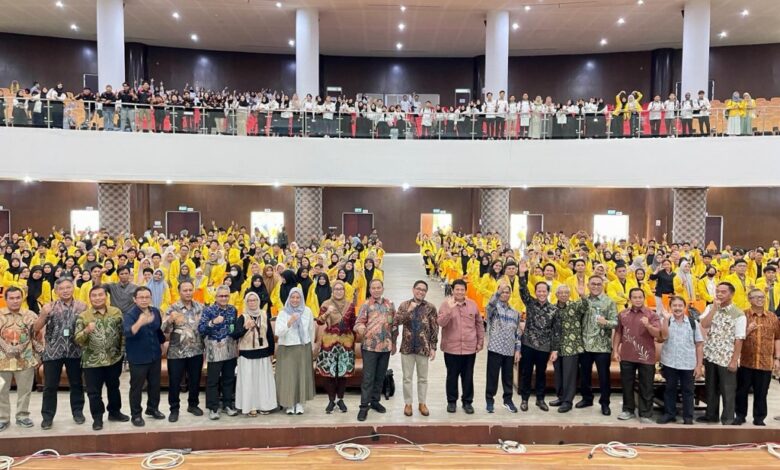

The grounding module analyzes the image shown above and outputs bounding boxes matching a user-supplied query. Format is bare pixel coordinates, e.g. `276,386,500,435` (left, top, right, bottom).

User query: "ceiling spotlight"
172,11,180,19
740,9,749,16
165,179,173,185
288,39,295,46
524,5,531,12
69,23,78,31
190,33,198,41
396,42,403,50
522,184,528,190
400,5,406,12
617,17,625,25
637,0,644,4
398,22,405,31
273,181,281,188
276,2,282,8
55,1,64,8
401,183,410,191
23,176,33,184
512,22,519,30
600,38,608,46
718,30,728,38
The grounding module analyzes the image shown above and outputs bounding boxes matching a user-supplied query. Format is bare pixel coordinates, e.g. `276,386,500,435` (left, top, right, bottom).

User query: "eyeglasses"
414,287,428,292
216,294,230,298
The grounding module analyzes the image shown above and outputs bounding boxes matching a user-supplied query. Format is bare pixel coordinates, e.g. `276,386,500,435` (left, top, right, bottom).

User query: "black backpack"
382,368,395,400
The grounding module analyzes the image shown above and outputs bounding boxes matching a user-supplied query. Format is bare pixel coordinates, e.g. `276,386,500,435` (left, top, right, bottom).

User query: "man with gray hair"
34,277,87,430
549,284,588,413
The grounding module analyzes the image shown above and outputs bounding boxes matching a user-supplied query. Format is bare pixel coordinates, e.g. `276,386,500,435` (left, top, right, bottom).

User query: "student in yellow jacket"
146,269,171,313
672,261,698,304
271,269,302,314
564,259,589,301
530,262,563,304
754,265,780,312
478,259,504,310
355,258,383,308
606,264,638,311
499,261,526,315
722,259,754,310
307,273,332,318
696,265,719,304
22,266,52,313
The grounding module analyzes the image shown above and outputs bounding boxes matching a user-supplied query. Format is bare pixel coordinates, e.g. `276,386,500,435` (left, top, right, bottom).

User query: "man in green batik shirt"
576,275,618,416
549,283,589,413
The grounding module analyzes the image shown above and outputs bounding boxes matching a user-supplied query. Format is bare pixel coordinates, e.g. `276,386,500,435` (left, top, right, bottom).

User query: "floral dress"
315,303,357,378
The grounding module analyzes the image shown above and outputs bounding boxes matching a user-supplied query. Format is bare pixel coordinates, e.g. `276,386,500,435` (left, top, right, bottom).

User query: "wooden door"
166,211,201,238
526,214,544,243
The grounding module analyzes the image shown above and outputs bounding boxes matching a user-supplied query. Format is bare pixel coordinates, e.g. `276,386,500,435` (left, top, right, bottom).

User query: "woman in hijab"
147,268,171,311
25,266,51,314
274,287,316,415
272,269,300,314
226,265,245,294
315,280,356,413
235,291,277,416
725,91,743,136
297,267,313,302
479,255,492,278
308,273,331,315
485,282,522,412
247,274,271,304
41,262,56,285
674,260,697,304
83,251,100,273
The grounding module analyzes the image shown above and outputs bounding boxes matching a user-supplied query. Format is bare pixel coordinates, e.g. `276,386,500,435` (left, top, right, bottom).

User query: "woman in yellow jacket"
146,269,171,313
355,258,383,309
271,269,301,314
333,268,356,304
725,91,744,136
21,266,52,313
673,261,698,304
307,273,332,317
478,259,504,310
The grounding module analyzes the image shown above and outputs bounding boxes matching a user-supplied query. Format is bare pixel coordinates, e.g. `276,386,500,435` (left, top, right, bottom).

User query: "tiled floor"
3,254,779,438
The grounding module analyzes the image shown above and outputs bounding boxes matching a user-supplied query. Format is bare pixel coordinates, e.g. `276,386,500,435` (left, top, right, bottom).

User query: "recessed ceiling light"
600,38,608,46
55,1,64,8
400,5,406,12
512,22,519,30
165,179,173,185
190,33,198,41
396,42,403,50
398,22,405,31
273,181,281,188
522,184,528,190
718,30,728,38
172,11,180,19
637,0,644,5
524,5,531,12
617,17,625,25
276,2,282,8
740,9,749,16
23,176,33,184
69,23,78,31
288,39,295,47
401,183,410,191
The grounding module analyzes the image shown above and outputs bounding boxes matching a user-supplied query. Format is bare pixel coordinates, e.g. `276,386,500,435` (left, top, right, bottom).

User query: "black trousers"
662,365,695,420
129,359,161,418
323,377,348,401
519,344,549,401
485,350,514,404
41,358,84,421
554,355,579,406
495,117,506,138
680,118,692,136
444,352,476,405
650,119,661,136
579,351,612,406
206,358,237,412
619,361,655,417
360,350,390,409
704,359,737,424
168,355,203,412
735,366,772,423
665,118,675,136
84,359,123,421
697,116,710,135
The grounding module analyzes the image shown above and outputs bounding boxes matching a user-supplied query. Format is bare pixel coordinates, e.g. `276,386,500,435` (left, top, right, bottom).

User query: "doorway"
70,209,100,234
593,214,630,242
166,211,201,238
342,212,374,238
420,213,452,236
250,211,285,244
509,213,544,249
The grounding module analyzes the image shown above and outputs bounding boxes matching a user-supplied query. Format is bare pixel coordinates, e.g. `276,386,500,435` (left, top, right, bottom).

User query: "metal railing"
1,98,778,140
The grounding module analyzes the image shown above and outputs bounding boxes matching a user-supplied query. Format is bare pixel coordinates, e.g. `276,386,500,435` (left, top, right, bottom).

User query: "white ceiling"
0,0,778,57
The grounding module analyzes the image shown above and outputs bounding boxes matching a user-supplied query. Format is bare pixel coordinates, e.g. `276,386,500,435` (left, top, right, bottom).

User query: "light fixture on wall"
400,5,406,12
190,33,199,42
718,31,728,39
524,5,531,12
55,1,64,8
401,183,410,191
70,23,79,31
740,9,749,17
398,22,405,31
165,179,173,185
600,38,608,46
23,176,33,183
396,42,403,50
617,17,625,25
273,181,281,188
276,1,282,8
512,22,519,30
172,11,180,20
288,39,295,47
637,0,644,5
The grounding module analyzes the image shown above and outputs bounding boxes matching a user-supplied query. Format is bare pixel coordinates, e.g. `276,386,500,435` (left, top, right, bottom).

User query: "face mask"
230,270,238,277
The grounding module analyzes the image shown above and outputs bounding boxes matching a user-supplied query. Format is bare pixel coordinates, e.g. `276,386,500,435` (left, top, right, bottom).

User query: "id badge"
229,324,235,333
63,328,71,337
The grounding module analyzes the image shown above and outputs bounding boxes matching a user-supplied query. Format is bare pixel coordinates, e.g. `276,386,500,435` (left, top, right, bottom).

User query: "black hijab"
314,273,332,306
247,274,271,309
363,259,377,298
41,262,56,285
460,251,470,274
279,269,298,304
296,267,313,301
26,266,44,314
479,255,491,277
227,265,245,293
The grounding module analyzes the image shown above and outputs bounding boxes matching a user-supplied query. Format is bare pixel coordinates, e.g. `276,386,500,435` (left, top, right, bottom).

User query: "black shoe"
369,402,386,413
357,408,368,422
733,417,746,426
575,400,593,409
683,418,694,425
41,420,53,430
558,403,572,413
325,401,336,414
601,405,611,416
168,411,179,423
131,416,145,427
520,401,529,412
145,409,165,420
92,420,103,431
336,399,348,413
73,412,86,425
536,400,549,412
187,406,204,417
463,403,475,414
695,416,713,423
549,399,562,407
108,412,130,422
754,420,766,426
657,414,676,424
447,403,456,413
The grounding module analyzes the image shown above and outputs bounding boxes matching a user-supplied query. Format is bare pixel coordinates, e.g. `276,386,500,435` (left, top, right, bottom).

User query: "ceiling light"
398,22,405,31
190,33,198,41
276,2,282,8
165,179,173,185
524,5,531,12
600,38,608,46
22,176,33,184
637,0,644,4
512,22,519,30
522,184,528,190
740,9,749,16
401,183,410,191
718,30,728,38
55,1,64,8
273,181,281,188
400,5,406,12
172,11,180,19
288,39,295,47
69,23,78,31
617,17,625,25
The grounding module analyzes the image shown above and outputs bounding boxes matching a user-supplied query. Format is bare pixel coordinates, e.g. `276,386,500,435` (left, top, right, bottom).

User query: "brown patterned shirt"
0,308,43,371
740,309,780,371
354,297,397,353
395,299,438,356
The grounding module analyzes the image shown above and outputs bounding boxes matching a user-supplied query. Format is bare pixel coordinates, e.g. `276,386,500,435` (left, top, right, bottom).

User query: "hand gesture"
712,298,722,310
41,303,53,317
694,365,704,380
244,316,256,329
596,315,607,326
213,315,225,325
576,284,585,298
640,316,650,328
747,321,758,334
139,311,155,326
85,322,96,334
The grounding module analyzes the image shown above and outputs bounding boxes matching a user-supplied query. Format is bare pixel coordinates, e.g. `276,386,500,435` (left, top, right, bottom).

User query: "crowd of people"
0,224,778,433
0,79,762,138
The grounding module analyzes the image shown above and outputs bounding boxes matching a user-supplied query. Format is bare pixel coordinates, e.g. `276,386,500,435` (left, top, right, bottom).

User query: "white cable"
0,456,13,470
334,443,371,461
498,439,527,454
762,443,780,459
588,441,639,459
140,449,185,469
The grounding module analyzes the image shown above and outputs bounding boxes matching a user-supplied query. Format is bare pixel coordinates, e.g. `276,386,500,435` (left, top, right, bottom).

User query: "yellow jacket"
564,274,588,301
696,277,718,304
723,273,755,310
755,277,780,310
673,275,698,303
607,277,638,310
500,275,526,313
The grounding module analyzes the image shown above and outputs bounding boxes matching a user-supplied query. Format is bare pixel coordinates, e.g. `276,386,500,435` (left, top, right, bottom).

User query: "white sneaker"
286,407,295,415
294,403,304,415
618,411,635,420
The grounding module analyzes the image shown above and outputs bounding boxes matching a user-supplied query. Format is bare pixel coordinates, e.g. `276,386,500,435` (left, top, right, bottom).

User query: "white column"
296,8,320,97
681,0,711,96
96,0,126,89
484,10,509,97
